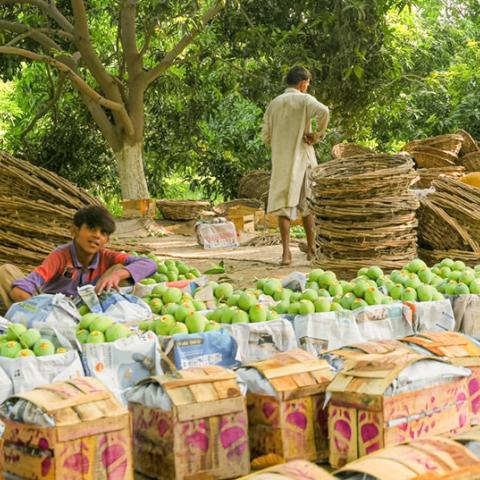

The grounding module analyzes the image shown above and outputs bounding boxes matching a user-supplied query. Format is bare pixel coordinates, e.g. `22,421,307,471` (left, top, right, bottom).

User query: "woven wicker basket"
461,152,480,173
238,170,270,201
417,166,465,189
419,248,480,267
156,199,211,221
457,129,479,155
411,147,457,168
331,143,374,159
403,134,464,155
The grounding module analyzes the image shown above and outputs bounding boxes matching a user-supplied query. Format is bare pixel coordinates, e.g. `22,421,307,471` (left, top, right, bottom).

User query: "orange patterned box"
327,350,471,468
402,331,480,425
1,377,133,480
337,436,480,480
240,349,334,465
128,365,250,480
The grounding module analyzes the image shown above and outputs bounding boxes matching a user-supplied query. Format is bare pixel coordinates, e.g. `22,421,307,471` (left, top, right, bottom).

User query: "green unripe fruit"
238,293,257,312
231,310,249,324
19,328,41,348
367,266,384,280
418,268,434,285
249,304,268,323
389,284,404,300
314,297,332,313
105,323,130,342
455,283,470,295
214,283,234,300
417,284,434,302
186,312,208,333
401,287,417,302
85,331,105,344
364,288,383,306
287,302,300,315
351,298,368,310
17,348,35,358
298,300,315,315
170,322,189,335
1,340,21,358
301,289,319,302
6,324,26,341
308,269,325,283
33,338,56,356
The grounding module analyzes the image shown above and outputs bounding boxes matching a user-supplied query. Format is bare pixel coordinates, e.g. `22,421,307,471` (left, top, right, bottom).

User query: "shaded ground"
113,218,313,286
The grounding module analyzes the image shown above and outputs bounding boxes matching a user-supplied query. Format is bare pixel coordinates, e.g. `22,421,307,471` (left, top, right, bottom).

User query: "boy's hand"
95,268,130,295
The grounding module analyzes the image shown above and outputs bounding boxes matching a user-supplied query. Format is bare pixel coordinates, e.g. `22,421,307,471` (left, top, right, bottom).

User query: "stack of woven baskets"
0,152,104,271
418,176,480,265
237,170,270,206
404,130,480,188
309,154,419,278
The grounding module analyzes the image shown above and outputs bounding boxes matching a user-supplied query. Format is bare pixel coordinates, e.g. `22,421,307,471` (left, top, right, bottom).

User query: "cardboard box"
402,332,480,425
242,349,334,464
238,459,335,479
122,199,156,218
327,350,471,468
1,377,133,480
128,365,250,480
337,437,480,480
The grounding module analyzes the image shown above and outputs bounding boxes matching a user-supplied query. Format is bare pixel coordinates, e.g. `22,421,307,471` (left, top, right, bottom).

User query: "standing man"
262,66,329,265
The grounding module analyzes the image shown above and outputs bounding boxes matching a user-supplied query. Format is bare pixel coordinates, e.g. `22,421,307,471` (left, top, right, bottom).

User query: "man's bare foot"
281,252,292,266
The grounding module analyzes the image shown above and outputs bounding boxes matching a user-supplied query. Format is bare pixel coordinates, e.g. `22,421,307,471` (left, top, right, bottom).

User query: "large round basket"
461,152,480,173
238,170,270,201
156,199,211,221
416,166,465,189
410,146,457,168
456,129,479,155
331,143,374,159
403,134,464,155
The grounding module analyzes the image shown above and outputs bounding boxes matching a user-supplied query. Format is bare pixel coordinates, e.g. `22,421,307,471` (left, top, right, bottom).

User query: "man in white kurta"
262,66,329,265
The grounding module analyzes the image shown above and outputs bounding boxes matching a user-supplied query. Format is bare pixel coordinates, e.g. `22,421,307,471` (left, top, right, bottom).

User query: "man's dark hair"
286,66,312,86
73,206,116,235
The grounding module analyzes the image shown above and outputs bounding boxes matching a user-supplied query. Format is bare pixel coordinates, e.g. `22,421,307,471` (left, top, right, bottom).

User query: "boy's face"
73,224,109,255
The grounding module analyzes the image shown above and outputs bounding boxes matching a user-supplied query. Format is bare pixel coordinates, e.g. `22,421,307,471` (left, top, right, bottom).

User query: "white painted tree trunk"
114,142,150,199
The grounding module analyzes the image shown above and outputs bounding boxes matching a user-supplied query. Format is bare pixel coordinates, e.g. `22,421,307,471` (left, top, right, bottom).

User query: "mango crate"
402,331,480,426
241,349,334,464
336,436,480,480
1,377,133,480
327,350,471,468
128,365,249,480
239,459,335,479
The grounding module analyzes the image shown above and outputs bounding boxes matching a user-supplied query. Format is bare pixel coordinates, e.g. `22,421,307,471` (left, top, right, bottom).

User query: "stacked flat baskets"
404,131,480,187
309,154,420,278
238,170,270,206
418,176,480,265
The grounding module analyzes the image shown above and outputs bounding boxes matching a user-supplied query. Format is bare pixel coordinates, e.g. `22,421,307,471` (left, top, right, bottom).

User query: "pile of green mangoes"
140,257,201,284
0,324,67,358
76,313,131,344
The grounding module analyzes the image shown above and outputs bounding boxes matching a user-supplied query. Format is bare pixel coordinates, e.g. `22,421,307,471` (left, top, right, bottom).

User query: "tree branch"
70,0,124,104
21,72,66,138
143,0,225,85
0,0,73,33
0,46,135,136
120,0,141,77
139,20,156,57
0,20,67,51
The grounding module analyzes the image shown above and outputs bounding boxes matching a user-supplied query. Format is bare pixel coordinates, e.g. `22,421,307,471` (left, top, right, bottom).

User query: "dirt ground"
113,218,313,287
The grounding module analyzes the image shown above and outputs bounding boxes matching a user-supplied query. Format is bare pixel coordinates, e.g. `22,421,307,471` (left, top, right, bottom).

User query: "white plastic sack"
409,299,455,333
294,303,413,353
80,331,162,405
196,221,239,249
450,294,480,337
0,367,13,404
5,293,80,340
0,325,84,394
221,319,297,363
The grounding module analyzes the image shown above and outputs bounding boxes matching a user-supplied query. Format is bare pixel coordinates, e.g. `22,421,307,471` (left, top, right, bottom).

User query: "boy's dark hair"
73,206,116,235
286,66,312,86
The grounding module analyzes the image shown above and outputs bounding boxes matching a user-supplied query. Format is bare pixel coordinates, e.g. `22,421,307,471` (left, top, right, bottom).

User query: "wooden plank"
159,373,237,390
270,376,298,392
190,382,218,403
260,361,328,379
212,379,239,400
176,397,243,422
167,386,195,406
292,372,317,388
56,413,129,442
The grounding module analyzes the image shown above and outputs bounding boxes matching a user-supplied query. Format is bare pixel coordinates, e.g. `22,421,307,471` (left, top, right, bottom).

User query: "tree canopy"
1,0,479,202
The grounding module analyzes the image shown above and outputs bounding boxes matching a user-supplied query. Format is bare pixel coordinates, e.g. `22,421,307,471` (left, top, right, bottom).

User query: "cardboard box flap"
454,425,480,443
403,332,480,360
139,366,241,407
348,339,413,355
240,460,336,479
327,351,433,395
246,349,333,394
11,377,126,426
337,437,479,480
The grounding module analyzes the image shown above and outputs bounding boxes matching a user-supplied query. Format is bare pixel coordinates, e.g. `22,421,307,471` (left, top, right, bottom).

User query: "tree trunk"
114,142,150,199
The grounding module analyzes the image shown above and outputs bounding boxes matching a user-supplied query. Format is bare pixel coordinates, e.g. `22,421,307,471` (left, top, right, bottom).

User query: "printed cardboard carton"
402,331,480,425
1,377,133,479
328,350,471,468
239,459,335,479
242,349,334,464
336,437,480,480
128,365,249,480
